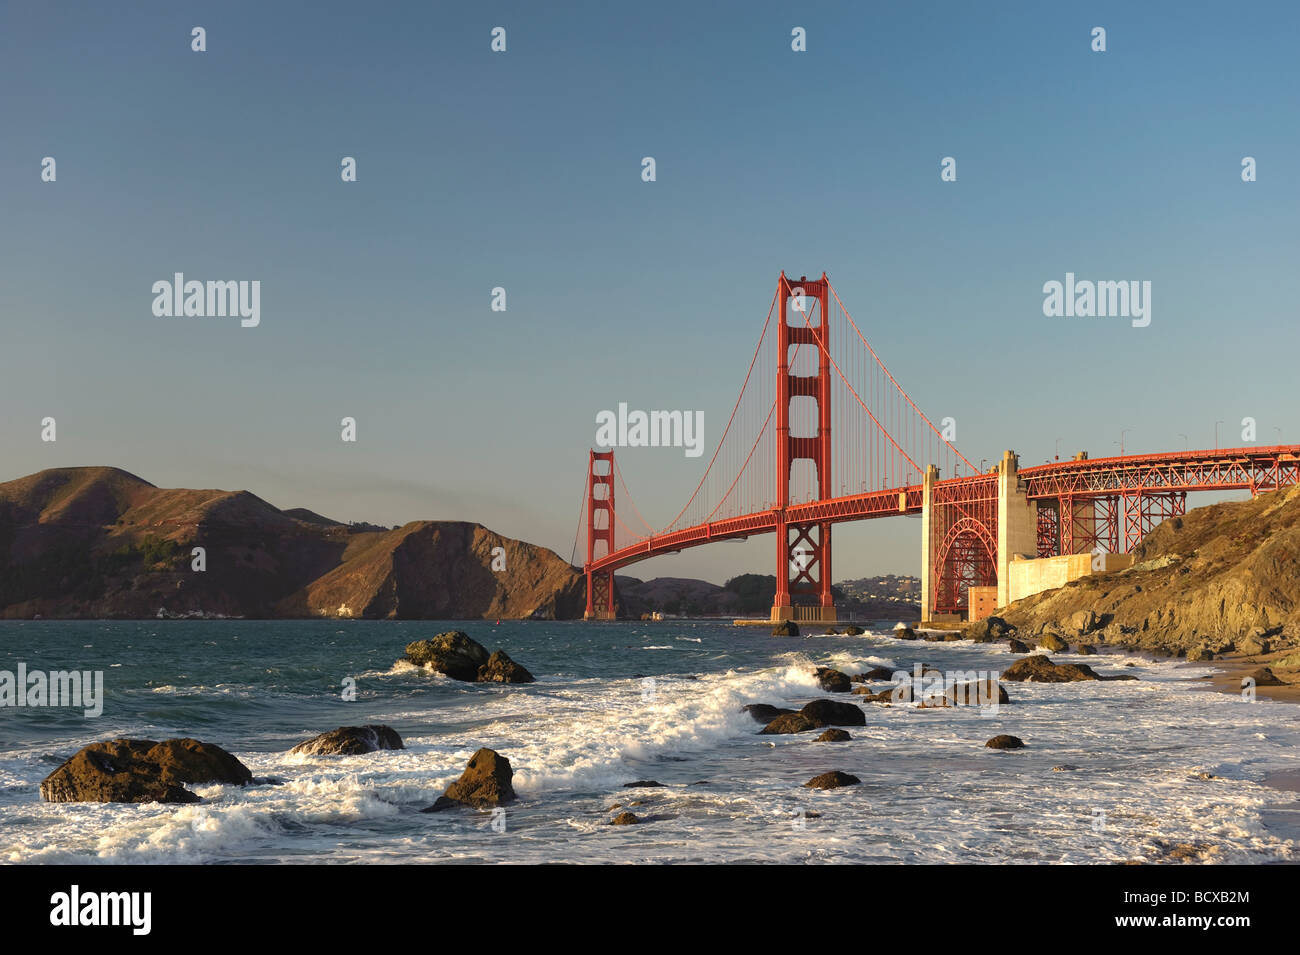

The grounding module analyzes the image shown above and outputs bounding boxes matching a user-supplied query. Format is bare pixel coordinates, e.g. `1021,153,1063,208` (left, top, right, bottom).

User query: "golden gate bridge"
574,272,1300,623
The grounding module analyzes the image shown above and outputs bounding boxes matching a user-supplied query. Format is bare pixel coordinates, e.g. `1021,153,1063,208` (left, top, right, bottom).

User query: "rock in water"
893,627,919,640
742,703,797,724
477,649,535,683
404,631,489,681
1001,654,1102,683
1007,638,1030,653
815,666,851,692
816,729,852,742
761,713,818,735
422,748,516,811
853,666,894,682
1039,633,1070,652
1076,644,1096,655
289,725,404,756
40,738,252,804
800,698,867,727
772,621,800,637
842,625,864,636
610,811,641,825
985,735,1025,750
805,770,861,789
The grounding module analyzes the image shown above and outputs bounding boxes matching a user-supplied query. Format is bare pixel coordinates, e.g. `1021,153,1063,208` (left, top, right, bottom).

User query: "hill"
0,467,583,620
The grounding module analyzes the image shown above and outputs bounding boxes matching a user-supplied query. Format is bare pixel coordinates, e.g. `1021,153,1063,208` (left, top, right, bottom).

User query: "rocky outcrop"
421,748,516,811
1001,486,1300,657
289,725,404,756
985,735,1025,750
610,811,641,825
805,770,860,789
1007,638,1030,653
40,738,252,804
403,631,534,683
772,621,800,637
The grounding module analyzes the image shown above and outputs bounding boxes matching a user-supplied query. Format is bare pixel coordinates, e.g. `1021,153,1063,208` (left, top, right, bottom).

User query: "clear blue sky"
2,1,1296,583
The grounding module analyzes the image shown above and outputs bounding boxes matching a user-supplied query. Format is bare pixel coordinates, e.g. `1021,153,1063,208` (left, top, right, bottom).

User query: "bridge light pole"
1215,420,1224,450
1178,433,1188,450
1054,438,1061,461
1120,428,1132,456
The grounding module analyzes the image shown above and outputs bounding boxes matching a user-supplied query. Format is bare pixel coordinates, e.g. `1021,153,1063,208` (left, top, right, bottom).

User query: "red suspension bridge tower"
773,272,835,623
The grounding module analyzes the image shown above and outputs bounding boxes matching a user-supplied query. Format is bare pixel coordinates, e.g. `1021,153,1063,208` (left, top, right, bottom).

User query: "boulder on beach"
842,625,864,636
421,748,516,812
893,627,919,640
805,770,860,789
1007,638,1030,654
964,616,1014,643
1187,646,1214,662
1076,644,1097,655
801,698,867,727
1001,654,1102,683
815,667,851,692
816,729,852,742
477,649,535,684
985,735,1025,750
760,713,818,735
772,621,800,637
289,725,404,756
40,738,252,804
1247,666,1287,687
742,703,797,724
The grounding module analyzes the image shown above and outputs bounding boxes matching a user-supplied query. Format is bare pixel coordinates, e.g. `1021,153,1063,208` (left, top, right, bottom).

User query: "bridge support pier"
996,451,1037,608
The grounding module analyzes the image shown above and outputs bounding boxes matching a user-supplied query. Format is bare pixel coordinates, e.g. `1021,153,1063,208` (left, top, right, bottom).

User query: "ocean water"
1,619,1297,864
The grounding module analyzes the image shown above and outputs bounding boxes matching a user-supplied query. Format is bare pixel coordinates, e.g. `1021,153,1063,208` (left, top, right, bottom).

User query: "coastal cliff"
1000,485,1300,659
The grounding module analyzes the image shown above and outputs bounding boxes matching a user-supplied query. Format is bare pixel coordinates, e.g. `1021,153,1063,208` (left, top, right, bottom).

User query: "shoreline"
1185,648,1300,706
